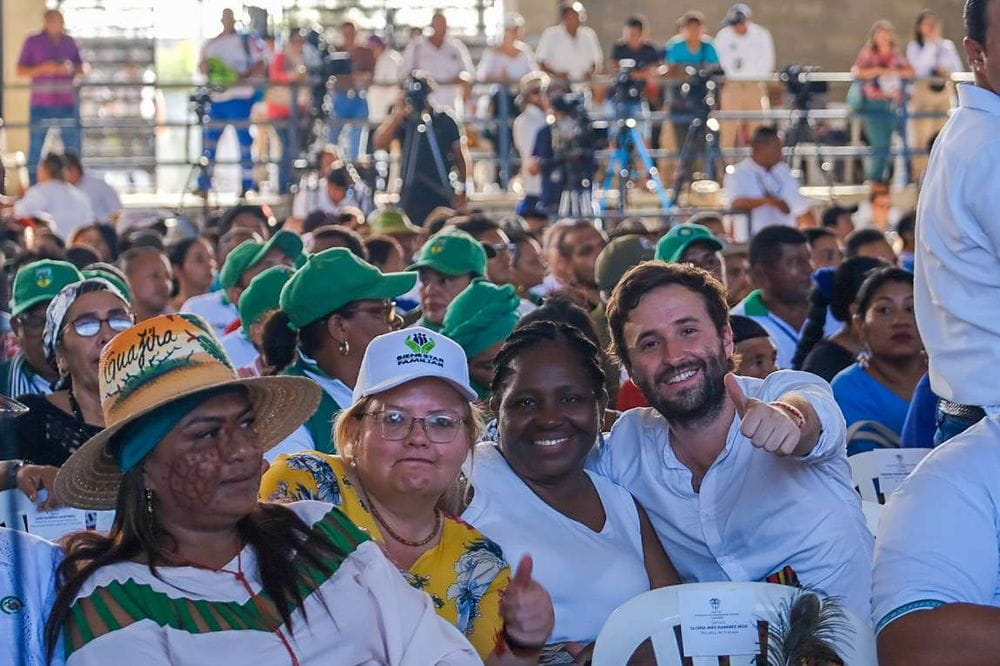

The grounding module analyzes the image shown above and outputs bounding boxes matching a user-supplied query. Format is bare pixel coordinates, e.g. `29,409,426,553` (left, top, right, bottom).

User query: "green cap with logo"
655,223,724,264
239,265,294,338
11,260,84,317
595,234,655,294
367,208,422,237
219,230,304,290
280,248,417,330
407,230,487,278
442,280,521,360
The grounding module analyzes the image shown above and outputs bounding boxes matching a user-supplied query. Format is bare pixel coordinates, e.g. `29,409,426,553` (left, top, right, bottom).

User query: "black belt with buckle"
938,400,986,422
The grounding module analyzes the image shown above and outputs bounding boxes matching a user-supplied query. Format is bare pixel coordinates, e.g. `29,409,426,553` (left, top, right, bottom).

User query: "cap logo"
398,332,444,368
430,243,445,255
35,267,52,288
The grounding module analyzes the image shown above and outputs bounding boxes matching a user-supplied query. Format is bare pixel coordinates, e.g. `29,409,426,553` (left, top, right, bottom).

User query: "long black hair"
914,9,938,47
44,460,351,657
791,257,886,369
854,266,914,319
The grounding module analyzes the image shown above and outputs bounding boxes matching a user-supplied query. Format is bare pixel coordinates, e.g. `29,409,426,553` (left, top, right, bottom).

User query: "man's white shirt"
200,32,264,102
590,371,873,620
535,24,603,82
714,23,775,79
14,181,95,238
915,83,1000,407
512,104,548,196
401,36,473,116
724,158,814,235
74,173,122,223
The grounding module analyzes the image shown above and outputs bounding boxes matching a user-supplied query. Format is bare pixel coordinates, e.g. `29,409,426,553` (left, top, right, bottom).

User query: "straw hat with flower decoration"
55,313,321,510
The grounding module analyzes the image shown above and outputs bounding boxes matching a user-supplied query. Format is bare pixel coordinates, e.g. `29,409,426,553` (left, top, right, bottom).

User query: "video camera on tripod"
548,92,597,186
611,59,646,108
679,66,720,118
404,73,434,115
779,64,827,110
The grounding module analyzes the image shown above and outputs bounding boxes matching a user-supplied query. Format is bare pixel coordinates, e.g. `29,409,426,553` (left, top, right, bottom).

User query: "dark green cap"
82,267,132,304
367,207,422,236
11,260,83,317
595,235,655,294
407,230,487,278
655,223,724,264
219,230,303,289
442,280,521,359
238,265,294,338
280,248,417,330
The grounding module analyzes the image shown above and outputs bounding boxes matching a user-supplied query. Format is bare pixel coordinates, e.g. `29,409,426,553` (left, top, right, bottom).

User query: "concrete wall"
515,0,968,72
2,0,40,168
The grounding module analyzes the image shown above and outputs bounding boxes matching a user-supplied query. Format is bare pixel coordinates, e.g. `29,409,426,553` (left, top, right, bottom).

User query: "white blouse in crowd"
915,83,1000,407
63,501,480,665
590,371,874,621
462,442,650,644
475,45,537,84
904,38,964,79
0,529,64,666
179,290,238,339
873,414,1000,633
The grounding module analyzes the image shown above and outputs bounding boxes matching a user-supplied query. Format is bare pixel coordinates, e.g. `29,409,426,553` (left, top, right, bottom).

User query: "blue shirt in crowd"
831,363,912,455
664,36,720,67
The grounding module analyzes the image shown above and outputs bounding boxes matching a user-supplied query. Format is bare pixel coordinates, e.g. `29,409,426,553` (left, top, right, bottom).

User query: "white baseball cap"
352,327,477,403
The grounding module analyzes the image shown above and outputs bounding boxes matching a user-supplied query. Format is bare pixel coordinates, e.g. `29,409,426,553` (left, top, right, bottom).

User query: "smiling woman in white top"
463,321,678,657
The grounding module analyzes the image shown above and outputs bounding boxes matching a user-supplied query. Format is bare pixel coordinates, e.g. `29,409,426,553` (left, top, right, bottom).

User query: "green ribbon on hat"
82,268,132,304
238,265,294,338
441,280,521,360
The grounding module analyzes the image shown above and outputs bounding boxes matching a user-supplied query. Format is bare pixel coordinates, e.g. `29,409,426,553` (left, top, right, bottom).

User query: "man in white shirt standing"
535,2,603,84
62,152,121,224
512,72,549,214
401,12,473,118
367,35,403,123
714,4,775,149
595,261,872,619
13,152,94,239
724,126,816,235
197,8,266,196
915,0,1000,431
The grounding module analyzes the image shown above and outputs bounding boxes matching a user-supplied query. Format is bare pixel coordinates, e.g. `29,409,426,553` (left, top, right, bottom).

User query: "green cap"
219,230,304,290
595,235,655,294
367,208,422,237
442,280,521,360
82,267,132,304
407,230,487,278
280,248,417,330
11,260,83,317
238,265,294,338
655,223,724,264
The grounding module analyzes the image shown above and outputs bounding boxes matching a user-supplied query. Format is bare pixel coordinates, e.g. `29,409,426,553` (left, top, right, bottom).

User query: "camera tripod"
399,109,454,214
782,80,837,191
179,90,216,223
668,110,726,208
600,103,671,213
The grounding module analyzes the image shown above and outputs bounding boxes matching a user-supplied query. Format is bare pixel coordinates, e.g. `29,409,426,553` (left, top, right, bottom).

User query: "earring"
144,488,155,515
339,339,351,356
857,344,871,369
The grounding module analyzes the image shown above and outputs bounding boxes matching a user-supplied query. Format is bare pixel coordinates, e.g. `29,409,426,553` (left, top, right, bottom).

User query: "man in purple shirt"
16,10,85,184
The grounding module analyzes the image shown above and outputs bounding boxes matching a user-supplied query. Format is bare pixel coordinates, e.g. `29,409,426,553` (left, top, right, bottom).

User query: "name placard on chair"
678,586,758,657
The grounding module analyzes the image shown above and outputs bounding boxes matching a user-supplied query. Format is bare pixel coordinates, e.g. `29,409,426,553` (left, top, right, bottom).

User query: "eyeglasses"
349,300,397,324
63,313,134,338
487,241,517,256
361,409,467,443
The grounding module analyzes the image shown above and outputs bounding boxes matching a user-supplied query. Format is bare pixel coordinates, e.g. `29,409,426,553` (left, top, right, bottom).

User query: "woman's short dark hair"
364,235,403,269
166,237,204,268
516,295,600,345
491,320,607,408
606,262,729,368
855,266,914,319
845,228,889,258
310,226,368,260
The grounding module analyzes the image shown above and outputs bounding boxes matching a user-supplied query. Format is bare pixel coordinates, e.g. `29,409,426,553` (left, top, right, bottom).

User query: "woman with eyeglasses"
261,248,414,456
261,327,556,663
0,277,132,504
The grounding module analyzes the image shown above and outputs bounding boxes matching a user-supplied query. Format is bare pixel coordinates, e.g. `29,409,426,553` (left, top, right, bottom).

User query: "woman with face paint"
461,321,679,660
0,278,132,506
261,327,556,663
45,314,482,665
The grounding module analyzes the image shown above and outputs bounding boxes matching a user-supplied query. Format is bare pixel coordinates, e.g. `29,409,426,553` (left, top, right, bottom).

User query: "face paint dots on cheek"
168,447,225,507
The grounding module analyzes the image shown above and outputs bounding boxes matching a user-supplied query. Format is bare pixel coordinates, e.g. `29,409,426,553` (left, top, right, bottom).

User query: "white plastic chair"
860,500,883,537
591,581,876,666
850,447,932,503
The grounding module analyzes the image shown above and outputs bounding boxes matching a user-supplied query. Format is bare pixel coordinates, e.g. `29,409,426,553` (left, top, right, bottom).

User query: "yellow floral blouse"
260,452,510,658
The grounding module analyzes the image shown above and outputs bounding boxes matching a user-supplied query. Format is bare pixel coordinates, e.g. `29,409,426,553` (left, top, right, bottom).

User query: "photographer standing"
714,4,775,149
513,72,550,214
531,90,597,215
330,21,375,160
665,11,722,157
197,8,266,197
372,72,470,226
610,15,662,122
401,13,473,119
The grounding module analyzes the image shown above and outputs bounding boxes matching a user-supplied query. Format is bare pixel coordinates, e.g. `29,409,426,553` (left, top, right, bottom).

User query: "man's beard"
635,344,729,428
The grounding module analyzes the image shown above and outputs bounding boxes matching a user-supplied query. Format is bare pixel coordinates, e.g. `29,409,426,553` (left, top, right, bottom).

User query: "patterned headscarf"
43,278,130,371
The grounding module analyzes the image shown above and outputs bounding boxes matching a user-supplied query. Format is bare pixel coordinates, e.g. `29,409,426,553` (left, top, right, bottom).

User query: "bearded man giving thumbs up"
590,261,873,621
